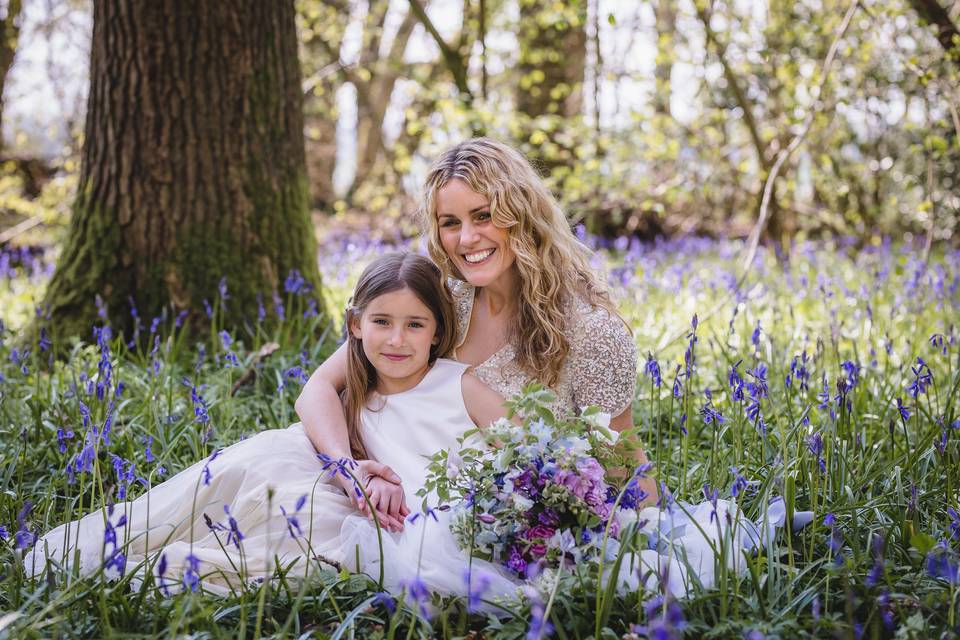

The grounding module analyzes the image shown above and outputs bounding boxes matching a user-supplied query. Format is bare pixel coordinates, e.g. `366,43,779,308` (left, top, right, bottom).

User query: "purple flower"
895,397,911,421
907,357,933,398
400,575,431,619
807,432,826,473
728,360,745,401
948,507,960,541
636,595,686,640
464,568,492,613
284,269,307,295
730,467,749,498
183,553,201,592
157,552,170,596
280,494,308,539
700,400,724,425
926,543,959,584
200,449,221,486
0,525,7,540
751,320,761,348
373,591,396,615
507,545,527,574
644,354,662,388
57,427,75,454
222,505,244,548
14,501,36,550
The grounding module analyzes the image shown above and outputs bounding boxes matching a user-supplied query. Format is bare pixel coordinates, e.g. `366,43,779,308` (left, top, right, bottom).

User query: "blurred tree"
515,0,586,172
652,0,676,118
907,0,960,52
0,0,23,154
42,0,324,339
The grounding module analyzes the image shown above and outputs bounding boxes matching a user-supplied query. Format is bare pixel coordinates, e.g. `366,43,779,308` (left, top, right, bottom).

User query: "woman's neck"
476,268,519,316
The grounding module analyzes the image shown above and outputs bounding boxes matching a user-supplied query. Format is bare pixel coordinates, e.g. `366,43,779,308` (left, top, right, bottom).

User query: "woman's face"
435,179,516,288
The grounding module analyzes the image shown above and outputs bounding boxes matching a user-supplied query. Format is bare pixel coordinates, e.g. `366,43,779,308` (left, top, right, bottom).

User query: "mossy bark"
42,0,324,340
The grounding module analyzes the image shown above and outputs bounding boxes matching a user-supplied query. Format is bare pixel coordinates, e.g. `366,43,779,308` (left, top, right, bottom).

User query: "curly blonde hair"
420,137,621,387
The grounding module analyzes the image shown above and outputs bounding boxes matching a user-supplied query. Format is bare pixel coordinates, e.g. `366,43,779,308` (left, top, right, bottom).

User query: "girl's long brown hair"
343,252,458,459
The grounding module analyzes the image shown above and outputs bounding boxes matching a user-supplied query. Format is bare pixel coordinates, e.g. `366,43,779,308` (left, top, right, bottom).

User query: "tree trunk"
0,0,24,154
42,0,323,340
515,0,587,172
652,0,676,118
907,0,960,53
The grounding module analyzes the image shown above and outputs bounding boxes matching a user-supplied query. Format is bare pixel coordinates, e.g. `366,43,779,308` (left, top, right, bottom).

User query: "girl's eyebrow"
368,312,431,321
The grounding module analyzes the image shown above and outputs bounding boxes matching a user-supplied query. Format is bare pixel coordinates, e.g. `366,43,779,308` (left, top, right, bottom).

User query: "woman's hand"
362,476,410,532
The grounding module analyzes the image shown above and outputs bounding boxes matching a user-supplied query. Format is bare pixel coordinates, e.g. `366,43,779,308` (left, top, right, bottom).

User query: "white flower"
557,436,591,456
512,494,534,511
445,450,463,480
580,409,619,444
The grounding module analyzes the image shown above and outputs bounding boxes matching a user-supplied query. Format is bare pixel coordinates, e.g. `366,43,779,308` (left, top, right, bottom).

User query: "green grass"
0,235,958,638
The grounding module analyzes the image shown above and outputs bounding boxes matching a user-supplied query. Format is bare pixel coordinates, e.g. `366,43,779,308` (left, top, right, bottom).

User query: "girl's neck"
373,361,433,396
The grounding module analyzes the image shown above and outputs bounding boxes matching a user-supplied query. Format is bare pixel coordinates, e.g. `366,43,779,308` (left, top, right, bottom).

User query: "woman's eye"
440,218,459,228
475,211,491,221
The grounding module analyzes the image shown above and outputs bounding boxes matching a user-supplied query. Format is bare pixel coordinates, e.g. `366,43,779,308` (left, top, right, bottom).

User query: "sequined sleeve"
569,303,638,416
448,278,474,349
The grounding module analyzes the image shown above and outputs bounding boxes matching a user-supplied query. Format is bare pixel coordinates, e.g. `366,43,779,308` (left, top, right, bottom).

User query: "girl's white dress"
24,358,515,599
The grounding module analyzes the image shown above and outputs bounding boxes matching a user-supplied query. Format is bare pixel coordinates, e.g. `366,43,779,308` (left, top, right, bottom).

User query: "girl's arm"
295,343,403,510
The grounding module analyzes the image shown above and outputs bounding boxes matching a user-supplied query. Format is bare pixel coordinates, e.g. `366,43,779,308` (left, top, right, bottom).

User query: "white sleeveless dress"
337,358,518,601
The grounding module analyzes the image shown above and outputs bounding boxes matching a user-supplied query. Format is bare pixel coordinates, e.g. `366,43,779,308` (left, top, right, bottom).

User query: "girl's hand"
362,476,410,532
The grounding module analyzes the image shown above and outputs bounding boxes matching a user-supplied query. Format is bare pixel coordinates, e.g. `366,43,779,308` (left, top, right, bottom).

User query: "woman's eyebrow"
437,205,489,217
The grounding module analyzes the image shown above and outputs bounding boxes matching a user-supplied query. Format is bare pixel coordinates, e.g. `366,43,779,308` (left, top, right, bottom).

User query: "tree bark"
907,0,960,52
42,0,324,339
652,0,676,117
0,0,24,154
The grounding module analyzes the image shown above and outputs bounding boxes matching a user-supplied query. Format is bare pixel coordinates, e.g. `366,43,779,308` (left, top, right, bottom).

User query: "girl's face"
436,178,516,288
350,287,439,395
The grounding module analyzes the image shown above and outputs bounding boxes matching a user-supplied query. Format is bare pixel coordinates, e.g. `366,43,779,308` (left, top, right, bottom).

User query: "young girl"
25,252,516,598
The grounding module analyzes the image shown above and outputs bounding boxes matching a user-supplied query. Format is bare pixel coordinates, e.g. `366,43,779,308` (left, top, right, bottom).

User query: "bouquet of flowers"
422,384,649,578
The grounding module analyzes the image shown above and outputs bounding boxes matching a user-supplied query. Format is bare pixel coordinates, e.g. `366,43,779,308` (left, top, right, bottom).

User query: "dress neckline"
453,283,511,371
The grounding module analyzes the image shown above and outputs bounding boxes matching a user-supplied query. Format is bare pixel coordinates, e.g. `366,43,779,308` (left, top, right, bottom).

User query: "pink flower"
524,524,557,541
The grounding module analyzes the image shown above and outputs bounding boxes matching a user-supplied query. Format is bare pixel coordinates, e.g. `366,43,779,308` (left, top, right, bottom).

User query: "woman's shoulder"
564,296,638,415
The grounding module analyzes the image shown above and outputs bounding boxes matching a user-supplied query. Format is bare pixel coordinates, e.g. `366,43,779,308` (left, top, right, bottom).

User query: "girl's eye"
408,322,424,329
373,318,389,326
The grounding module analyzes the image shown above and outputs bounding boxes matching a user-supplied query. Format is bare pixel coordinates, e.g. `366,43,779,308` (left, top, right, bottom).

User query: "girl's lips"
382,354,410,361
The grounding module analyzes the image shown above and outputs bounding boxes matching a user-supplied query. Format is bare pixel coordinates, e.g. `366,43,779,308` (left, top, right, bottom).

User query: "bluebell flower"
929,333,947,355
644,354,662,388
57,427,75,454
157,552,170,596
824,513,844,563
14,501,36,550
256,293,266,324
840,361,861,388
464,568,493,613
38,327,51,352
201,449,221,486
95,294,108,319
218,277,229,312
373,591,396,615
202,298,213,319
745,363,768,398
806,432,826,473
895,397,911,421
700,400,724,425
144,436,155,463
284,270,307,295
948,507,960,541
637,595,686,640
174,309,188,329
907,357,933,398
400,575,431,619
751,320,761,348
149,315,162,335
303,298,319,319
272,291,285,322
222,505,244,548
926,543,959,584
183,553,201,592
730,467,749,498
280,494,307,539
0,525,8,540
728,360,744,401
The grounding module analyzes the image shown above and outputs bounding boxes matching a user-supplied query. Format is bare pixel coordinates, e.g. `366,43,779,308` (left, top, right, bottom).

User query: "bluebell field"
0,231,958,639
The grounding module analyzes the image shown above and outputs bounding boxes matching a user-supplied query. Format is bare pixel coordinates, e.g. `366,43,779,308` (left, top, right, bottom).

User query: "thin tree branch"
407,0,472,98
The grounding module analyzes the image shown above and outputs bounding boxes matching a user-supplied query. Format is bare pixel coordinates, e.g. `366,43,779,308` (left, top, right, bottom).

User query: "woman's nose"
460,220,480,245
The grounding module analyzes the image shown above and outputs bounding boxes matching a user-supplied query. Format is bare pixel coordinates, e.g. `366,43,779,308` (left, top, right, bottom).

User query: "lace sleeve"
569,304,638,416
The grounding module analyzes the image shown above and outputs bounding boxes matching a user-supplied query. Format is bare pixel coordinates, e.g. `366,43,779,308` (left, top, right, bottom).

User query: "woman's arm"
609,408,658,506
295,343,404,514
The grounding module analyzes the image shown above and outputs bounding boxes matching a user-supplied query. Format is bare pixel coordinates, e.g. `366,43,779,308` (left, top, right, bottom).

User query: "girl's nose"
387,327,404,346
